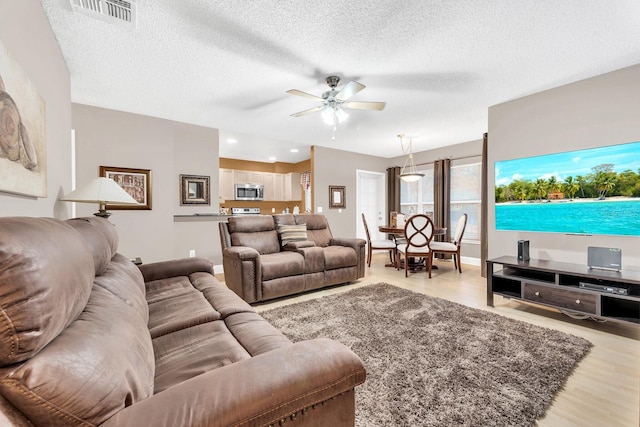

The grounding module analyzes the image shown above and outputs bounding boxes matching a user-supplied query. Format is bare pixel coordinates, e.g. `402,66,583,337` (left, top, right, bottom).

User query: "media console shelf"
487,256,640,325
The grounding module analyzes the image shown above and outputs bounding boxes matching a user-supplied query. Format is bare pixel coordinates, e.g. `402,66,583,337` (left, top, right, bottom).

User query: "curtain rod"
415,153,481,167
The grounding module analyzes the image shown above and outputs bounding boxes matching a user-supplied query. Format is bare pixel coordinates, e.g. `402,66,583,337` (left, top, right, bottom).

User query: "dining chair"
396,214,435,278
362,213,397,267
430,213,467,273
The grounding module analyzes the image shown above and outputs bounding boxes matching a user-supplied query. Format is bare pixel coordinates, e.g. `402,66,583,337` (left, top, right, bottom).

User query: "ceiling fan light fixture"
287,75,382,129
397,134,425,182
321,105,348,125
335,107,348,123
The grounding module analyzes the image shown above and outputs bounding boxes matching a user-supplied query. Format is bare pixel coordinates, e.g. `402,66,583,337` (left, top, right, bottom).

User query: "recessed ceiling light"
268,156,277,161
227,138,237,144
290,148,299,153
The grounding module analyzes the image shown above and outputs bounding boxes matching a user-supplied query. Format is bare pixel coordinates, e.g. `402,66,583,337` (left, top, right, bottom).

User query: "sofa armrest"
283,240,316,250
222,246,260,260
101,338,366,427
222,246,262,303
330,237,366,251
138,257,213,282
330,238,366,279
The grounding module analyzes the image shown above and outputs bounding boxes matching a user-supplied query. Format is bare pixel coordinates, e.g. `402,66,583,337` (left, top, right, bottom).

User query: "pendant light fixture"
398,134,424,182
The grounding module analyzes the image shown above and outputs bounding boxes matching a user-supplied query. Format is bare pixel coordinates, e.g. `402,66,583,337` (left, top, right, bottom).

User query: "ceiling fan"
287,76,386,125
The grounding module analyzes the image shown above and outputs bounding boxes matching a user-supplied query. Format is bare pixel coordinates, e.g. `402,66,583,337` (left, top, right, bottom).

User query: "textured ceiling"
40,0,640,163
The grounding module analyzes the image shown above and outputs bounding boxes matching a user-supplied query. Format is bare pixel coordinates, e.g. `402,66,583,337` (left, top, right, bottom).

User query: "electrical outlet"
189,250,195,257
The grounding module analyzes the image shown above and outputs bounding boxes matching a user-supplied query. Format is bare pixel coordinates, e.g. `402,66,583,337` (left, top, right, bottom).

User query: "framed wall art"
100,166,152,210
0,41,47,197
329,185,346,209
180,174,210,205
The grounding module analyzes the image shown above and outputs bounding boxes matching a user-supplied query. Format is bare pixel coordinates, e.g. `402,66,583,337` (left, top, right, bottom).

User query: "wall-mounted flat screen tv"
495,140,640,237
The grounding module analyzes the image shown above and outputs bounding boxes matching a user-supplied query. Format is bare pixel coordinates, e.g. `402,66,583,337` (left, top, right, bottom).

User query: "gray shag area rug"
260,283,592,427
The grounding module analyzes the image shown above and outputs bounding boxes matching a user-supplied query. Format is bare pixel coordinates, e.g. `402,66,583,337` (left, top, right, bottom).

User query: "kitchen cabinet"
219,168,235,201
262,173,275,201
284,172,301,201
273,173,285,201
219,169,302,202
233,171,265,185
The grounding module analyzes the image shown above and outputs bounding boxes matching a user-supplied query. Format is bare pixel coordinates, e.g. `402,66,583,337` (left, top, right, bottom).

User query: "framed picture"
329,185,346,209
180,174,210,205
100,166,152,210
0,41,47,197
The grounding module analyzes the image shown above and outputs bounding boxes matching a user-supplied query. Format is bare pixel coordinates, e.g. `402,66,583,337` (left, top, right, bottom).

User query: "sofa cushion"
152,320,251,393
273,213,295,227
278,224,307,246
228,216,280,254
0,255,155,427
296,214,333,247
147,278,220,339
67,217,118,275
260,252,305,281
0,217,94,365
324,245,358,270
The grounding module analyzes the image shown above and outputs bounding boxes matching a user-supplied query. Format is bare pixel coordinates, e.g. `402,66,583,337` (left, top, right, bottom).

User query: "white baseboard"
460,256,481,266
213,264,224,275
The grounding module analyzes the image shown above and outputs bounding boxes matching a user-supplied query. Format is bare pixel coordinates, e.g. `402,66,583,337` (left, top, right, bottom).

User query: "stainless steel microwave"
234,183,264,201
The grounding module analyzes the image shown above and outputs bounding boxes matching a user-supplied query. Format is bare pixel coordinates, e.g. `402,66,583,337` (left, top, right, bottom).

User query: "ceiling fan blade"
343,101,386,111
290,106,324,117
286,89,324,102
335,81,366,101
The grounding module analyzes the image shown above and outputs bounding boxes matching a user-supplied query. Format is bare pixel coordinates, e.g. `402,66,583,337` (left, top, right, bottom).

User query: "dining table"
378,224,448,270
378,225,447,236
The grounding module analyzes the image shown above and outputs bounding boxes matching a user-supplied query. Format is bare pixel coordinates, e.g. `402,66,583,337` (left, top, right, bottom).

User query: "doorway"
356,170,386,241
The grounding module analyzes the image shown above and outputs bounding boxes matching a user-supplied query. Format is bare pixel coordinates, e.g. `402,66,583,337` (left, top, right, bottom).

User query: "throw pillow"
278,224,308,246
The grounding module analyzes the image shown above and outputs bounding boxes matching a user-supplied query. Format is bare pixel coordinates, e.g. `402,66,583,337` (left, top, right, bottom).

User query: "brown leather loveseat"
219,214,366,303
0,216,366,426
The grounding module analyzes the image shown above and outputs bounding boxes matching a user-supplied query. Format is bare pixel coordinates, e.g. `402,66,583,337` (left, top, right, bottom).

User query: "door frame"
356,169,386,241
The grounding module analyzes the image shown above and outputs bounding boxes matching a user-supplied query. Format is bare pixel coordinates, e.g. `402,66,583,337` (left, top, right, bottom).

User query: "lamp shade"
397,135,425,182
61,177,138,218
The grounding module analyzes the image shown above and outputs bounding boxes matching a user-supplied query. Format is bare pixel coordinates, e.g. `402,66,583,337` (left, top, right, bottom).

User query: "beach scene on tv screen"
495,141,640,237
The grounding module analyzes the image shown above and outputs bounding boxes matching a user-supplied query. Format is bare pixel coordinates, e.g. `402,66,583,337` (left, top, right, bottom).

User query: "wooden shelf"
487,256,640,326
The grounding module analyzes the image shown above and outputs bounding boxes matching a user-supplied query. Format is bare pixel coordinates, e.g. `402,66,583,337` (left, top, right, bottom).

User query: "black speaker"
517,240,530,261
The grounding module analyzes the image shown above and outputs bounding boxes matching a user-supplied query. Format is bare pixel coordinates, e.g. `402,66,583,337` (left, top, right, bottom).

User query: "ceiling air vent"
70,0,136,27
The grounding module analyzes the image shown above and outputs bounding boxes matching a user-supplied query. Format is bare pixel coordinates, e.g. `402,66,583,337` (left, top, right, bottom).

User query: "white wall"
72,104,221,264
488,64,640,270
0,0,72,218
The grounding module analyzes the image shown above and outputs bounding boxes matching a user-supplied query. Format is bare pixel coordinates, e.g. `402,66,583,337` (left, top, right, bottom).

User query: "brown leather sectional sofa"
0,216,366,426
219,214,366,303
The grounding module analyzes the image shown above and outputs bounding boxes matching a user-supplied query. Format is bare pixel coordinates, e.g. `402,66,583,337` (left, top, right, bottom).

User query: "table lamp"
61,177,139,218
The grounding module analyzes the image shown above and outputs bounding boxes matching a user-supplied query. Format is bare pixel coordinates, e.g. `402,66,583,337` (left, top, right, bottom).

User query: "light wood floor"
222,254,640,427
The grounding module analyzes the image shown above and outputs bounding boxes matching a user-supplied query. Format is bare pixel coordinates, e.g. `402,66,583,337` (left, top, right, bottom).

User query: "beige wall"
488,64,640,269
312,146,389,238
72,104,221,264
0,0,72,217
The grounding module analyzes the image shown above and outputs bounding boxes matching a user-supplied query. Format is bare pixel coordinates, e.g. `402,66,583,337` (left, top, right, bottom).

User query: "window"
398,159,481,244
450,161,481,242
400,166,434,216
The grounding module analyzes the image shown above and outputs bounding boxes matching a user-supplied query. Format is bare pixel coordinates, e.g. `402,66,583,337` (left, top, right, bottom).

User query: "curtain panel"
386,167,400,223
480,132,488,277
433,159,451,258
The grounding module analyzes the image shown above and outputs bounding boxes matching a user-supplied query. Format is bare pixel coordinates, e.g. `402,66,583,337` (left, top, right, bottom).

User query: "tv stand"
487,256,640,325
